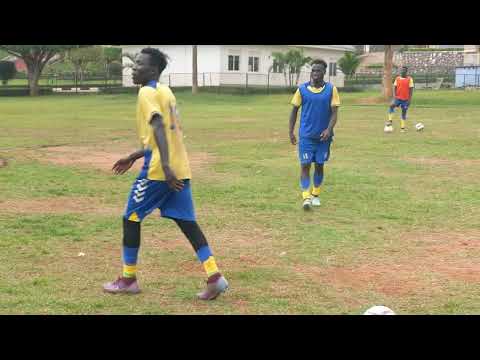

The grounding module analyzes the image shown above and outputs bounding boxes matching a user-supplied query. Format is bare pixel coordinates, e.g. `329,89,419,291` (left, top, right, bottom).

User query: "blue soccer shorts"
123,175,196,222
298,137,332,165
391,98,409,111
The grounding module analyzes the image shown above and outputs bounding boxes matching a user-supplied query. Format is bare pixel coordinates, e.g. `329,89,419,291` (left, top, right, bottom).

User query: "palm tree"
285,49,312,87
383,45,394,99
192,45,198,95
271,51,288,87
338,52,361,79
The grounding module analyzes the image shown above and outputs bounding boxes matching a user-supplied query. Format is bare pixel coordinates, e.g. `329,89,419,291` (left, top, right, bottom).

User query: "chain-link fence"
2,66,478,96
345,66,462,90
122,70,346,91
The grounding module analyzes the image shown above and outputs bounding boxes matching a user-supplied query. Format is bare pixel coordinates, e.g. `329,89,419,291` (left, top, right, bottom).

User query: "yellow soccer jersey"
290,83,341,107
136,84,192,181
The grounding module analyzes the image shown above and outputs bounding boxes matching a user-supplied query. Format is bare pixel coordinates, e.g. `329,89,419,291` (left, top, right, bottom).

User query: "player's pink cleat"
197,273,229,300
103,277,141,294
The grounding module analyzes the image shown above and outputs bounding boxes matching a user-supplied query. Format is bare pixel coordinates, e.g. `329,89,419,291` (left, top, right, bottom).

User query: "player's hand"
112,157,135,175
319,129,331,142
289,132,297,145
163,165,184,191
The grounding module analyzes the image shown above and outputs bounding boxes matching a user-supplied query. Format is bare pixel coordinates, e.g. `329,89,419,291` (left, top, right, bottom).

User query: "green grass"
0,89,479,314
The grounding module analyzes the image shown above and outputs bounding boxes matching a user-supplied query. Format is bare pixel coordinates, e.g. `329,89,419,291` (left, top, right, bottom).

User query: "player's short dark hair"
311,59,328,69
141,47,169,75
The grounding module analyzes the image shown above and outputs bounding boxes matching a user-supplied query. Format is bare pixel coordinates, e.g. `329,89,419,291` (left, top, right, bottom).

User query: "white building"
464,45,480,66
121,45,355,88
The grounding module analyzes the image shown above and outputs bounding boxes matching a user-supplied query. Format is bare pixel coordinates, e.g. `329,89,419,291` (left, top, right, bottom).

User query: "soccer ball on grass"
363,306,396,315
415,122,425,131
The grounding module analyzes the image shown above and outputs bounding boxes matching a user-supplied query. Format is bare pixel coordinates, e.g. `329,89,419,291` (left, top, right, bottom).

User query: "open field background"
0,89,479,314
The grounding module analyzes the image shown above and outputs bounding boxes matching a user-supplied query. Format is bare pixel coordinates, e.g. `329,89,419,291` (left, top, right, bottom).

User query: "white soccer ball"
415,122,425,131
384,125,393,133
363,306,396,315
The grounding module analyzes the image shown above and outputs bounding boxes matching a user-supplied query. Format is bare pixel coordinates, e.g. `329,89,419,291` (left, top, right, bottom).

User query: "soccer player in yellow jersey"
385,66,414,133
103,48,228,300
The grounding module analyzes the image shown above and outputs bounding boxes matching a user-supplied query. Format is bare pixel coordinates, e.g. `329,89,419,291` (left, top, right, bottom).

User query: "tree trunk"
192,45,198,94
27,64,41,96
382,45,394,99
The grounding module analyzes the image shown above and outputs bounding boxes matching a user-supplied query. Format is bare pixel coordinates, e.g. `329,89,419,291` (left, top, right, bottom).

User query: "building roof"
291,45,356,52
120,45,355,52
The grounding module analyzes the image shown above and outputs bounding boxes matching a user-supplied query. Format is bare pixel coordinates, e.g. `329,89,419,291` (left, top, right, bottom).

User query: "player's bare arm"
289,106,299,145
112,149,146,175
150,114,184,191
320,106,338,142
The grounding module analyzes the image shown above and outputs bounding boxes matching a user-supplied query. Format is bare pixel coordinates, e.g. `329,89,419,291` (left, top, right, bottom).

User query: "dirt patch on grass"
353,97,389,105
296,230,480,297
405,157,480,167
25,144,217,176
0,197,120,215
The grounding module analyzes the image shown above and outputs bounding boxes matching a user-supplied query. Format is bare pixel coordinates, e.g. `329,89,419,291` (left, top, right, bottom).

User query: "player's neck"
311,80,325,88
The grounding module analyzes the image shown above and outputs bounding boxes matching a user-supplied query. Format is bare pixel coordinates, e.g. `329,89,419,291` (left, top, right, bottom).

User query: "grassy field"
0,89,479,314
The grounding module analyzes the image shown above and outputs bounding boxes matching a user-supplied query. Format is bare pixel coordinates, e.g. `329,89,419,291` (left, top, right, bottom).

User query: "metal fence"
121,71,346,90
346,66,457,89
3,66,479,95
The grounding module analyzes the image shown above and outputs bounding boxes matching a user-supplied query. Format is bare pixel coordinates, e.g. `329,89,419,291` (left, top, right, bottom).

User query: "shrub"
0,61,17,85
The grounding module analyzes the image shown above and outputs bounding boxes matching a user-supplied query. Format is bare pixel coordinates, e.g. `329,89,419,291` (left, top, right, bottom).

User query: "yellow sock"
312,186,321,196
302,190,311,200
203,256,220,277
123,264,137,278
400,120,405,128
388,113,393,121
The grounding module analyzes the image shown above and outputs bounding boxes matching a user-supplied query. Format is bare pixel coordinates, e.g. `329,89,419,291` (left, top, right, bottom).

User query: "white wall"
123,45,349,87
122,45,221,87
219,45,347,87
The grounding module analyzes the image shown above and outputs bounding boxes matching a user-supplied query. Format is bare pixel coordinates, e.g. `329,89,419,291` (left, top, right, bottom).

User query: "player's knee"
301,163,311,172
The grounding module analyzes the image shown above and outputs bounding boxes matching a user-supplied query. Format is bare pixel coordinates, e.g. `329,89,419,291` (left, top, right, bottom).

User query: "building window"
228,55,240,71
329,62,337,77
248,56,259,72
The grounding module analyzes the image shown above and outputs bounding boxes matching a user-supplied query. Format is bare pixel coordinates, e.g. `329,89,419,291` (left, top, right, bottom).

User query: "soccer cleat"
400,128,406,133
303,198,312,211
311,196,321,207
197,274,229,301
103,277,141,294
384,124,393,133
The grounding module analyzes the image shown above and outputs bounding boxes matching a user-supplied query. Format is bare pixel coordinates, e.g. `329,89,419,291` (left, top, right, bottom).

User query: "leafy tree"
66,46,103,83
0,61,17,85
285,49,312,87
338,52,361,79
103,47,122,82
0,45,80,95
272,49,312,88
271,51,289,87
